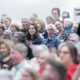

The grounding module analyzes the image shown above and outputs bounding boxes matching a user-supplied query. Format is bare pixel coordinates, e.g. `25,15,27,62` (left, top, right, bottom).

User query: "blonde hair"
24,68,40,80
34,19,45,32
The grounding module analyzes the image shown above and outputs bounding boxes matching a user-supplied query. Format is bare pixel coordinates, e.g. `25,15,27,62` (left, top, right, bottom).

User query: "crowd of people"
0,7,80,80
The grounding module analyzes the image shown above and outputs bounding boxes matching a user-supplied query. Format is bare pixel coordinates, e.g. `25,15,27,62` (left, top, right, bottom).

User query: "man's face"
42,64,60,80
62,13,69,21
22,18,30,29
10,49,23,65
52,10,59,21
47,26,54,38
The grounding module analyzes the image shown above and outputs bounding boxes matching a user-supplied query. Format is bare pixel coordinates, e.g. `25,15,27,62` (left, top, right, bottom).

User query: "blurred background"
0,0,80,24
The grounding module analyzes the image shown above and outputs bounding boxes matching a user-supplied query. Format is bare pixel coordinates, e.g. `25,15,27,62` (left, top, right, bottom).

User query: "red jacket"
66,64,78,80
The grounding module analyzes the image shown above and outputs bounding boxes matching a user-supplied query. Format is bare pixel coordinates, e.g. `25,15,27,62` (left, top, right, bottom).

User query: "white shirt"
11,59,31,80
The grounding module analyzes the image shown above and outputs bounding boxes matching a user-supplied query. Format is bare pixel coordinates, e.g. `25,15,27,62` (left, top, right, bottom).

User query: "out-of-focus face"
62,13,69,21
4,19,11,27
59,46,73,66
37,54,47,66
64,21,72,28
42,64,60,80
3,32,10,39
11,26,17,33
47,26,54,38
52,10,59,21
68,37,77,45
29,25,36,36
35,21,41,32
21,71,33,80
13,33,19,44
10,49,23,65
55,21,63,32
22,18,29,29
0,43,9,57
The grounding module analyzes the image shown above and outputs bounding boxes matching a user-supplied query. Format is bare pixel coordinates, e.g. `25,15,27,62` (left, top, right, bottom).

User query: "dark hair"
27,23,39,41
77,23,80,37
48,58,67,80
0,25,5,31
51,8,60,16
63,43,79,64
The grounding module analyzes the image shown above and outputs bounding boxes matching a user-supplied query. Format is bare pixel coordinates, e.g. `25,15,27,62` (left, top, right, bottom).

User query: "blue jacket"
43,37,61,49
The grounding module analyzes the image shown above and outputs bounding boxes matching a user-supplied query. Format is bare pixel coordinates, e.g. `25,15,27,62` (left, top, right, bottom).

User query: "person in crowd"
0,40,13,70
10,43,32,80
0,69,12,80
51,8,61,22
3,30,12,40
35,45,50,76
4,17,12,31
42,58,67,80
13,31,33,59
72,23,79,33
64,18,73,34
72,42,80,80
46,16,55,24
55,20,68,42
58,42,79,80
21,17,30,34
43,24,61,49
10,24,20,36
34,19,45,38
67,33,80,45
26,23,43,45
62,11,70,21
21,68,40,80
0,25,5,39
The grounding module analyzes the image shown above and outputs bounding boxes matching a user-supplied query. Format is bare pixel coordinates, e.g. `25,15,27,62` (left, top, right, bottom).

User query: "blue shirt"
43,37,61,49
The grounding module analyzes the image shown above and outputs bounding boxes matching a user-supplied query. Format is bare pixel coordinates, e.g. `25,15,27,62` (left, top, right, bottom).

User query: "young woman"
26,23,43,45
0,40,13,70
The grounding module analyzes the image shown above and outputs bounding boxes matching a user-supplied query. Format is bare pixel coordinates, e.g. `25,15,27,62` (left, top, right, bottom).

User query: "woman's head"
22,68,40,80
34,19,45,32
27,23,39,40
13,31,25,44
11,24,20,33
28,23,37,36
0,41,10,57
58,43,78,67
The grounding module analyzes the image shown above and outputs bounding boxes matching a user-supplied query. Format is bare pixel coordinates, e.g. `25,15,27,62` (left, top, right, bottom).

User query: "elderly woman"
13,31,33,59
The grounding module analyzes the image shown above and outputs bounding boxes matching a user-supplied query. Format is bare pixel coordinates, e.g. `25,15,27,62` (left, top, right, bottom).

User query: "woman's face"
13,33,19,44
42,64,60,80
37,54,47,66
59,46,73,65
29,25,36,36
0,44,9,57
11,26,17,33
35,21,41,31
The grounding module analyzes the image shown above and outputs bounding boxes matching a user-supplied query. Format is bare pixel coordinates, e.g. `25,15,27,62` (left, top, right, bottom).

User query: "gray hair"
0,70,12,80
68,33,80,42
13,43,28,56
33,44,49,56
47,24,59,34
